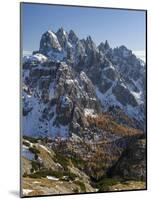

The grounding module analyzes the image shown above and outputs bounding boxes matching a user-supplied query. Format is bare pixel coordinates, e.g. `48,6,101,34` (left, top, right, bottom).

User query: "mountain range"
22,27,146,138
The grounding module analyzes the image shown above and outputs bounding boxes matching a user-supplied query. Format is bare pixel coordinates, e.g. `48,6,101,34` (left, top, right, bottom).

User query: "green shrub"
47,170,63,178
29,147,40,155
54,151,85,170
29,173,42,178
23,140,30,147
73,188,79,193
23,135,38,143
23,172,28,177
30,168,34,173
69,156,85,169
54,151,69,170
31,160,41,172
28,168,77,181
74,180,86,192
97,178,120,192
29,169,63,179
61,171,77,181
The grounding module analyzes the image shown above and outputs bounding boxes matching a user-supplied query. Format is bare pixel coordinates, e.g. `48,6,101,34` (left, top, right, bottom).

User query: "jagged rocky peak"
109,44,145,83
68,29,79,44
104,40,110,49
98,40,110,53
113,45,132,58
86,36,97,50
22,27,146,137
80,35,99,66
56,27,67,36
39,29,62,55
56,27,70,49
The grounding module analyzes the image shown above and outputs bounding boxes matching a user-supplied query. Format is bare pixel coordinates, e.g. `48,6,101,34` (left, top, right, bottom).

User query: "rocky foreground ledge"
21,134,146,196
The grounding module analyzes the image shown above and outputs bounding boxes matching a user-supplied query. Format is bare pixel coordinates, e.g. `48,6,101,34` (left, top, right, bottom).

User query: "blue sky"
22,3,146,58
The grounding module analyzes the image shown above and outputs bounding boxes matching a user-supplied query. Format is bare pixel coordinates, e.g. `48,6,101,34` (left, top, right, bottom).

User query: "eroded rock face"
98,40,110,54
103,68,116,81
68,30,79,44
56,28,68,49
99,79,112,94
22,27,146,138
22,59,100,138
39,30,62,53
110,139,146,181
112,84,138,107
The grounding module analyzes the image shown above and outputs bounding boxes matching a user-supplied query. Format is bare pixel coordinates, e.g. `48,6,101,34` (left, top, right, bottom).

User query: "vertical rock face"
22,59,100,138
56,28,68,48
22,28,146,139
110,139,146,181
68,30,79,44
98,40,110,53
39,30,65,61
39,30,62,53
112,84,138,107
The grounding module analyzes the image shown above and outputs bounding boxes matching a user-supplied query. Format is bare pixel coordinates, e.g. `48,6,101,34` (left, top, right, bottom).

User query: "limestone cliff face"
22,28,146,138
109,138,146,181
22,59,100,138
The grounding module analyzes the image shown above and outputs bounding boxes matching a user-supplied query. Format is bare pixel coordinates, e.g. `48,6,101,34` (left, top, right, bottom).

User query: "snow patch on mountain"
47,48,66,61
131,90,143,105
23,53,48,64
95,85,122,110
84,108,97,117
47,30,62,51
